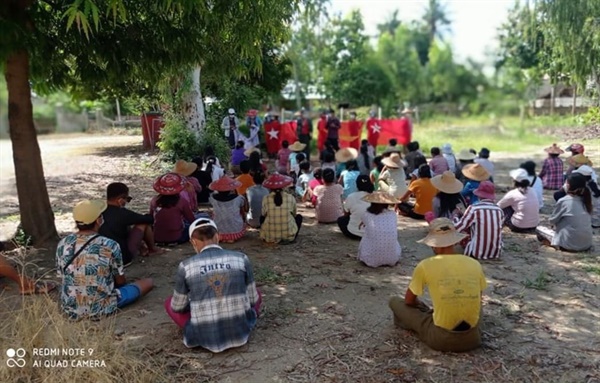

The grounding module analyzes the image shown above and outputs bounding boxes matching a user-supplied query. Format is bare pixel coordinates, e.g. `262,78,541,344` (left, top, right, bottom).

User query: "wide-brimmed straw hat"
209,176,242,192
361,191,398,205
462,163,490,181
568,154,593,167
544,143,564,155
244,146,260,157
153,173,187,195
263,173,294,189
381,153,407,169
289,141,307,152
73,199,107,225
431,171,463,194
456,149,476,161
473,180,495,201
335,147,358,163
441,143,453,154
173,160,198,176
418,218,467,247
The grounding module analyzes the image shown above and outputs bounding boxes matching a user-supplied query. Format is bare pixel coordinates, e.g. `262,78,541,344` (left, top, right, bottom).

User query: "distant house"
531,78,595,115
281,81,326,109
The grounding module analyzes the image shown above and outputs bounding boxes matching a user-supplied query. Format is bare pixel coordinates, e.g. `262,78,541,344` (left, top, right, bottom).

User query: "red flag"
265,120,282,155
366,118,380,148
376,119,411,146
317,117,327,151
280,121,298,146
339,121,362,150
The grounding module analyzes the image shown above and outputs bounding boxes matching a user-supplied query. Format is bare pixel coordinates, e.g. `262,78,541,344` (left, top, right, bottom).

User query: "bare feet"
148,248,165,256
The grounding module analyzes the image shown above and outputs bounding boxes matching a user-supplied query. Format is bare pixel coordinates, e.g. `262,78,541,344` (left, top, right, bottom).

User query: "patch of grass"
254,266,296,285
0,214,20,222
14,227,32,247
521,271,551,291
582,264,600,276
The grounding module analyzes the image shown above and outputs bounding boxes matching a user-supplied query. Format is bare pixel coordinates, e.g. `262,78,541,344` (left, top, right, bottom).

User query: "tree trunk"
182,67,205,135
572,85,576,115
5,50,58,245
549,84,555,115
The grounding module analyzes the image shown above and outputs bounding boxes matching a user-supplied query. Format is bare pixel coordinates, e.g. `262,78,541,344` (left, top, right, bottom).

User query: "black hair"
407,141,419,152
325,141,334,151
190,220,218,241
587,178,600,198
389,138,398,146
346,159,358,171
418,164,431,179
156,194,180,208
313,167,323,180
360,141,370,170
549,153,560,158
322,151,335,163
323,168,335,183
107,182,128,200
514,179,530,194
469,148,477,155
295,152,306,163
361,139,368,146
520,161,536,176
567,173,592,213
282,140,289,148
373,156,384,171
205,155,217,182
431,147,441,156
299,160,311,172
235,141,245,149
76,221,97,231
252,171,265,184
479,148,490,158
203,146,216,162
367,203,388,215
356,175,374,193
273,189,284,206
248,151,262,173
438,192,466,218
239,160,251,174
413,154,427,170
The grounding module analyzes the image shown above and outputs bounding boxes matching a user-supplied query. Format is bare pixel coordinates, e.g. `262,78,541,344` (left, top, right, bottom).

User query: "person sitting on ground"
370,156,384,191
150,173,196,244
320,144,337,173
191,156,213,204
260,174,303,244
474,148,494,182
173,160,202,212
383,138,401,157
1,255,56,295
497,169,540,233
404,141,426,174
202,155,225,184
99,182,160,265
455,181,504,260
337,175,374,240
307,167,323,206
460,163,490,206
378,153,408,200
313,168,344,223
429,147,449,176
536,173,593,252
389,218,486,352
296,160,313,198
398,164,437,220
339,159,361,200
455,149,476,183
427,171,466,222
235,160,255,198
209,177,247,243
165,218,261,353
288,141,307,182
248,150,267,175
357,139,373,176
567,153,593,177
520,161,544,210
441,143,457,173
357,191,402,267
57,200,154,320
230,140,247,176
539,143,565,190
565,143,586,176
246,171,270,229
552,165,600,228
277,140,292,175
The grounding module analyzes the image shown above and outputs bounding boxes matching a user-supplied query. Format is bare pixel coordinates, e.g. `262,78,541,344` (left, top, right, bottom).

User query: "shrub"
156,113,201,162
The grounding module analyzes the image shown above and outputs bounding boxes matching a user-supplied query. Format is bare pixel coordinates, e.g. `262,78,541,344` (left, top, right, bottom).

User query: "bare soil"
1,134,599,383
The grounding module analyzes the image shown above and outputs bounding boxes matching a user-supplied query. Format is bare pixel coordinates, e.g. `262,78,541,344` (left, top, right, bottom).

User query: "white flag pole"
378,107,382,120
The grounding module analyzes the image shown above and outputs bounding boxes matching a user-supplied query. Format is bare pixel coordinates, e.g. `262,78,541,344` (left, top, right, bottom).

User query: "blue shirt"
341,170,361,199
231,148,247,166
461,180,481,205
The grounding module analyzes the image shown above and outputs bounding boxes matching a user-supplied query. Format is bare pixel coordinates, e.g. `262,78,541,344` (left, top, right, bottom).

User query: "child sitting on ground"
370,156,384,191
230,141,247,176
296,160,313,198
235,160,255,198
306,168,323,206
277,140,292,174
150,173,196,244
246,171,270,229
313,168,344,223
339,159,361,200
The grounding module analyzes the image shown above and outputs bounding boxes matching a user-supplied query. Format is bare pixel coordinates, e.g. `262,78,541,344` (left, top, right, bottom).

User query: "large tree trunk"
5,50,58,246
182,67,205,135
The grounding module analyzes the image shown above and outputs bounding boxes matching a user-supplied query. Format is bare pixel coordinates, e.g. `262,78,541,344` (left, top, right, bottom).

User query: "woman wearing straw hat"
389,218,486,352
150,173,197,244
173,159,202,212
334,147,358,177
378,153,408,200
460,163,490,206
209,176,248,243
497,169,540,233
260,174,303,244
357,191,402,268
539,143,565,190
288,141,307,183
455,149,476,183
427,170,467,221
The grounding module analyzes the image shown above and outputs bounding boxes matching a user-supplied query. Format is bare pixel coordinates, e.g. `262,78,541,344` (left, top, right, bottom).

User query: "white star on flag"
267,128,279,140
371,124,381,134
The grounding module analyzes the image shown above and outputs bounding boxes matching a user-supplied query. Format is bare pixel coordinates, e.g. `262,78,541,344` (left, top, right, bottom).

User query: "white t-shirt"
527,175,544,209
343,191,370,237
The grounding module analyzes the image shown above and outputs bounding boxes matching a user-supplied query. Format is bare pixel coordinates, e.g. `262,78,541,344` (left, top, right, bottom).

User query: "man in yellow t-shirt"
389,218,487,352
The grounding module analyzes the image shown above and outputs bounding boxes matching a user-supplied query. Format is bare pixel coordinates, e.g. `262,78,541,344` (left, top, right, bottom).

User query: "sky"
330,0,515,65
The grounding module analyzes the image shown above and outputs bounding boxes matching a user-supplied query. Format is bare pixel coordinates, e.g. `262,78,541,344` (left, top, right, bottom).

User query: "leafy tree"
376,10,402,37
422,0,451,44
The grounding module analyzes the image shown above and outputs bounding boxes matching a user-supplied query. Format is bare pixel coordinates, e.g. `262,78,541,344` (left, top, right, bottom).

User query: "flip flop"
21,281,57,295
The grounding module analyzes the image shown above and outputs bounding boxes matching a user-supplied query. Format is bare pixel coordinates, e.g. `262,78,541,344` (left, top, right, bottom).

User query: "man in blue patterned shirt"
56,199,154,320
165,218,262,352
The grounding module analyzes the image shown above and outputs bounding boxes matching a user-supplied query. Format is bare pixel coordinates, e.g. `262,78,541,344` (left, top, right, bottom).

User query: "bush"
579,106,600,126
202,116,231,165
156,114,201,162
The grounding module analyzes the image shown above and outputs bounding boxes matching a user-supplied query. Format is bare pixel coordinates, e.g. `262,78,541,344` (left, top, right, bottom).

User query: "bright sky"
330,0,514,65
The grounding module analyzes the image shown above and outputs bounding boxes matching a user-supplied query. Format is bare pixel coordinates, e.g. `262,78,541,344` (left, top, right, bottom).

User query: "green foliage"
200,116,231,165
579,107,600,126
14,227,33,248
254,266,297,285
521,271,550,291
156,114,201,162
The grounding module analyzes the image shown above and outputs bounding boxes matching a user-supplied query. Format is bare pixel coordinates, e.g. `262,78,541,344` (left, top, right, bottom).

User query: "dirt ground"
1,134,599,383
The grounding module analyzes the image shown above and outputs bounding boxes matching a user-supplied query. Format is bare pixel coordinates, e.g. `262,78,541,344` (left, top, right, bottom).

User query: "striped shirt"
455,201,504,260
170,245,259,352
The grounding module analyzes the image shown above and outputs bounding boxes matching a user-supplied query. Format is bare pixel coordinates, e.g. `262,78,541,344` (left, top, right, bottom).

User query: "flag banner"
264,120,282,154
375,119,411,146
339,121,363,150
280,121,298,146
317,117,327,151
366,118,380,148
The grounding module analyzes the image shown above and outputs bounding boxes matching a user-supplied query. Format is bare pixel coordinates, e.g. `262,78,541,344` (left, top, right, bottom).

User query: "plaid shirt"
260,192,298,243
539,157,564,190
170,245,259,352
455,201,504,260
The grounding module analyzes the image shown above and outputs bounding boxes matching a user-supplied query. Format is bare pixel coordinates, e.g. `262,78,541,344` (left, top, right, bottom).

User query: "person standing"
389,218,486,352
325,109,341,151
245,109,262,149
222,108,241,148
296,109,313,159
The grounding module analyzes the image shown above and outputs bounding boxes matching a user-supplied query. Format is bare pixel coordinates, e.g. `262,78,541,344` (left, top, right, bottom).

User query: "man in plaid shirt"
539,144,564,190
165,218,261,353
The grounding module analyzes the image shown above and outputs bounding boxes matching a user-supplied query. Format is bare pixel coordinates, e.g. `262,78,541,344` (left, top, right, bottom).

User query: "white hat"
189,217,218,239
509,168,529,182
574,165,594,177
228,108,235,114
441,143,453,154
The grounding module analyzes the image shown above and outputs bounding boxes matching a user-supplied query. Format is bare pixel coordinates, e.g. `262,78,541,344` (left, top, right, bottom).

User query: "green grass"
521,271,551,291
254,266,297,285
582,264,600,276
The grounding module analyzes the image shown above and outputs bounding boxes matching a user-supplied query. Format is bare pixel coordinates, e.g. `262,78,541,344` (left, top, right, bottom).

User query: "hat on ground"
361,191,398,205
335,147,358,163
189,217,218,239
153,173,187,195
431,171,464,194
418,218,467,248
263,173,294,189
381,153,407,169
574,165,594,177
566,143,584,154
73,199,107,225
244,146,260,157
228,108,236,114
473,181,495,201
289,141,307,152
441,143,453,154
509,168,529,183
247,109,258,117
568,154,593,167
173,160,198,177
209,176,242,192
462,163,490,181
457,149,476,161
544,143,564,155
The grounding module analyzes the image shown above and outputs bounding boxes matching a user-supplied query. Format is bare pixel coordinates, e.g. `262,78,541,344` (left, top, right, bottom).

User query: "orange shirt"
409,178,437,215
236,174,255,196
